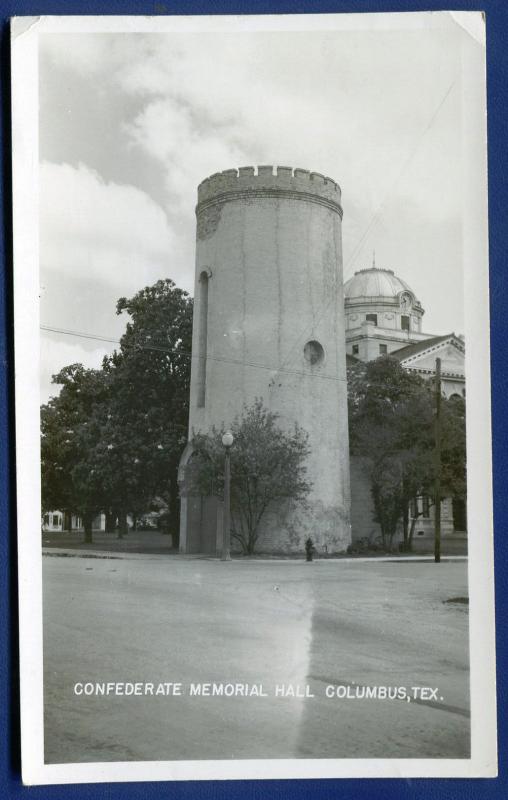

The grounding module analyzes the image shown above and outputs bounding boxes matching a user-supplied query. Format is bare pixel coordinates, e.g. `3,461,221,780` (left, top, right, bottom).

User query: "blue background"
1,1,507,798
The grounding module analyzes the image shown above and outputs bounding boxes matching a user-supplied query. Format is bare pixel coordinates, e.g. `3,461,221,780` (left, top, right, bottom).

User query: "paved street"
43,556,470,763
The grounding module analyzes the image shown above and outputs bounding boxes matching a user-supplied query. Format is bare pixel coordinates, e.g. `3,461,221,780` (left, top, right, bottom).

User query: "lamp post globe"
222,430,234,448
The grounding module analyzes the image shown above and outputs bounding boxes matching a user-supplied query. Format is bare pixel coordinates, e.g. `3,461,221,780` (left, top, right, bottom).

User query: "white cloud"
40,335,110,404
41,30,464,255
40,161,185,293
39,23,467,374
124,98,248,215
113,29,464,285
41,29,464,231
115,30,464,323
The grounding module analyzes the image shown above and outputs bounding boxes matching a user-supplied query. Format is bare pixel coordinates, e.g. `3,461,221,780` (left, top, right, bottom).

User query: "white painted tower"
181,166,351,553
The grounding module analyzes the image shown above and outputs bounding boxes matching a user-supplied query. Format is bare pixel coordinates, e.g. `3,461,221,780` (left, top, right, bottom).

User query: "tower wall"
186,166,351,553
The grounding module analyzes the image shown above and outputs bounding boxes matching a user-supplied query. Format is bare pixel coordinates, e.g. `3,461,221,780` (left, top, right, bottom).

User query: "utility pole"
434,357,442,563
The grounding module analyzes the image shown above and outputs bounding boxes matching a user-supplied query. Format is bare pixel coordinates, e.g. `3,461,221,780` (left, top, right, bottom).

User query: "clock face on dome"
399,291,413,311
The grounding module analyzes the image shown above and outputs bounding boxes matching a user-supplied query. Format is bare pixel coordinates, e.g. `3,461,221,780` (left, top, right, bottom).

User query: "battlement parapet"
197,166,342,215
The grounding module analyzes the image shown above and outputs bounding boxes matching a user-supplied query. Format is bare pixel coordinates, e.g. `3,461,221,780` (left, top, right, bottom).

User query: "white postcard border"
11,11,497,785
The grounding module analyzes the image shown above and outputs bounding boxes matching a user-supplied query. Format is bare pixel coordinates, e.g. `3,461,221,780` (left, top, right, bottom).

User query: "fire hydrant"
305,537,316,562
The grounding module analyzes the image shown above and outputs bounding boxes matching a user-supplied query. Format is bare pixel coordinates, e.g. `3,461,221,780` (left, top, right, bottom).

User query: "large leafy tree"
40,279,193,545
187,399,312,555
107,279,193,542
41,363,112,541
348,356,466,551
439,393,467,500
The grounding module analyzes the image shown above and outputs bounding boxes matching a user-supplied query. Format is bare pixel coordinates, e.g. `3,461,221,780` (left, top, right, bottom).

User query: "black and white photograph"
11,11,496,784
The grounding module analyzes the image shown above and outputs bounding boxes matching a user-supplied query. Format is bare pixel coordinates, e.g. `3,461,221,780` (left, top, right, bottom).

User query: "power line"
41,325,121,346
40,324,347,383
342,75,458,281
41,80,455,391
273,75,459,377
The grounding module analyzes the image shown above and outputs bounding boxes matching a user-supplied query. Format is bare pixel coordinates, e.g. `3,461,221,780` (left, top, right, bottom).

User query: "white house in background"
42,512,106,533
41,511,70,532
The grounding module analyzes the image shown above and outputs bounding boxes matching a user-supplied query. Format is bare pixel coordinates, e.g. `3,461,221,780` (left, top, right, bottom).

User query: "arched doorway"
178,443,223,555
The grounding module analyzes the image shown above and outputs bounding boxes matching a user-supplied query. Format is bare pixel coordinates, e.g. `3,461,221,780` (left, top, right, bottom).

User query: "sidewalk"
42,547,467,563
41,530,467,562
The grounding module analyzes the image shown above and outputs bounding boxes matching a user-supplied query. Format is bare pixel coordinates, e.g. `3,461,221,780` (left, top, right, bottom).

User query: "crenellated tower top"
196,166,343,217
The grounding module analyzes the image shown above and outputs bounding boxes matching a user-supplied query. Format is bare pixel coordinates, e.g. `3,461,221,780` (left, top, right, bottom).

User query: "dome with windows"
344,267,417,303
344,266,425,344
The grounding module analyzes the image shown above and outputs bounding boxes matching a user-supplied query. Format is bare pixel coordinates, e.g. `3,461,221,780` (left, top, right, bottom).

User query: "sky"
39,19,466,402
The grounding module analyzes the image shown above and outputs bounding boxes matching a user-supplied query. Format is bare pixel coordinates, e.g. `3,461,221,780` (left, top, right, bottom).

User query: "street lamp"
221,430,234,561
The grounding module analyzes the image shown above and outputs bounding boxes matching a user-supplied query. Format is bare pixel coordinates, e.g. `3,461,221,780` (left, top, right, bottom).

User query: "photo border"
3,1,507,798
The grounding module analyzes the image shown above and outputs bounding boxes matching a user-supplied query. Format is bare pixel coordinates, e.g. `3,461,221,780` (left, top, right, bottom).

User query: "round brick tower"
181,165,351,554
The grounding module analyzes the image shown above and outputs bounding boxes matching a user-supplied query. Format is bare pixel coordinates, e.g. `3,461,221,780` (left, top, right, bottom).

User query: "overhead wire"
40,78,457,392
40,324,347,383
272,75,459,377
342,75,458,282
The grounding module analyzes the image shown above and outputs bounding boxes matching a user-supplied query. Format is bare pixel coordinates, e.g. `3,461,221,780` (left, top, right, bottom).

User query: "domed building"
344,265,465,399
346,264,467,551
344,266,427,359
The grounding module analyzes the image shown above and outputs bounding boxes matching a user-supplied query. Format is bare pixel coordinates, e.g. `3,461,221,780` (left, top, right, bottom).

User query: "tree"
187,399,312,555
439,393,467,500
106,279,193,543
348,357,432,548
40,279,193,546
41,363,112,542
348,356,466,551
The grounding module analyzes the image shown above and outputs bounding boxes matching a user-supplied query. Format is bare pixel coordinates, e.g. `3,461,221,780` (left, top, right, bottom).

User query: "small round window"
304,340,324,366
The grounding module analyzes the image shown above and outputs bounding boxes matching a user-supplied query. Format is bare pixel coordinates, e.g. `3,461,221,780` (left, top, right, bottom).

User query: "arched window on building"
401,315,410,332
197,271,209,408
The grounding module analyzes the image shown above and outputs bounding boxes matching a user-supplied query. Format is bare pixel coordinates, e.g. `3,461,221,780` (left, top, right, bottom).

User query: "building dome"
344,267,416,301
344,266,425,355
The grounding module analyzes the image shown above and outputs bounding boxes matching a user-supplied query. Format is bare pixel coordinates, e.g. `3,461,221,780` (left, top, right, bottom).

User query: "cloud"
40,161,185,293
40,335,110,404
116,29,463,254
41,29,464,259
39,161,193,400
38,24,467,394
124,98,248,216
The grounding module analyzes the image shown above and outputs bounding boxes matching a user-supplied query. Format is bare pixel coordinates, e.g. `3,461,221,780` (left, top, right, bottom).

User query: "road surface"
43,555,470,763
